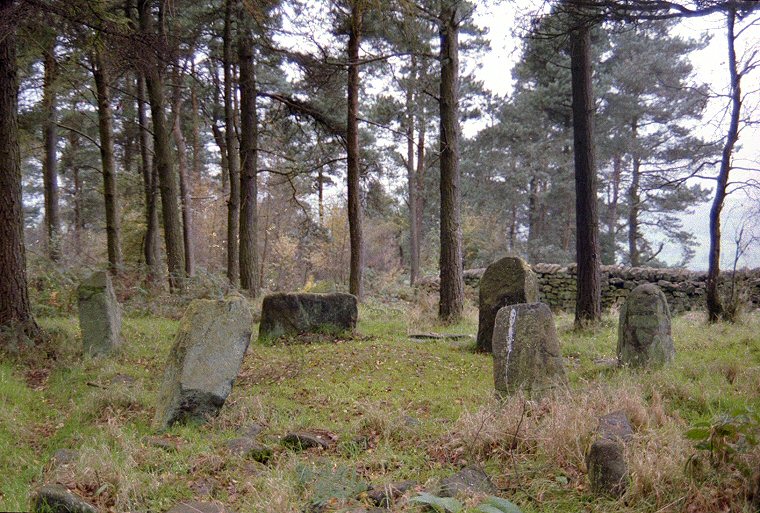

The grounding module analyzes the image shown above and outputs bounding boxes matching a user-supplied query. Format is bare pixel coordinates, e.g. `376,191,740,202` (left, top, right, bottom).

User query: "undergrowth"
1,297,759,512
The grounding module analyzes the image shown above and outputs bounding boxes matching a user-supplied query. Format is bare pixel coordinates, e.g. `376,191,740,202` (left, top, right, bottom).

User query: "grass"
1,297,759,512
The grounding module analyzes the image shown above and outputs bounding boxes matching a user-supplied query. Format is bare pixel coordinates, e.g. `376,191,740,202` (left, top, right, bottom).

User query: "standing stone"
153,297,253,429
476,257,538,353
586,438,628,497
77,271,122,356
258,293,358,341
617,284,675,368
492,302,567,397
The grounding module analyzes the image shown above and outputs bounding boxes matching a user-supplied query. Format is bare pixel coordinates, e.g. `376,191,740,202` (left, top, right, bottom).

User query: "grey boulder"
258,293,357,341
77,271,121,356
618,284,675,368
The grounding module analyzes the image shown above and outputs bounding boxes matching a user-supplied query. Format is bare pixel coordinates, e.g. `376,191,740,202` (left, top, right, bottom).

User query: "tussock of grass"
1,303,759,512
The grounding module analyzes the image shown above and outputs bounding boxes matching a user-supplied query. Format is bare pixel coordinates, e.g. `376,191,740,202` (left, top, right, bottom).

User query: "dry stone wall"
422,265,760,313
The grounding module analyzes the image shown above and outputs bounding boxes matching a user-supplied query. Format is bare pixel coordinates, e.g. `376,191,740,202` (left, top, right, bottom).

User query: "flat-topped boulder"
77,271,122,356
258,293,358,341
492,302,567,397
476,257,538,353
153,297,253,429
618,283,675,368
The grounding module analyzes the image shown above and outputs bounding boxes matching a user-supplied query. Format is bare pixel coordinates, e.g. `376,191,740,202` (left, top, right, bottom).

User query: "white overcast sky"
470,2,760,270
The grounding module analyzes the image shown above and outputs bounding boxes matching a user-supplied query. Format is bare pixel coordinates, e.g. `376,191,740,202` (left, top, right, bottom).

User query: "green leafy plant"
686,406,760,467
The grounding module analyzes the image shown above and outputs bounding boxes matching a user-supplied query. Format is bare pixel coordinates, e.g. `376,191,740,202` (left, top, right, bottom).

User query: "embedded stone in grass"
258,292,358,341
225,437,273,463
597,411,634,443
365,480,418,507
166,501,235,513
153,297,253,429
617,283,675,368
33,484,98,513
586,438,628,498
492,302,568,397
438,466,498,497
77,271,122,356
50,448,79,467
282,431,334,451
476,257,538,353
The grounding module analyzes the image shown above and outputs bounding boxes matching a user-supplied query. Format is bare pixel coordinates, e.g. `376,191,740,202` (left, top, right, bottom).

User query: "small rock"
51,448,79,467
402,415,420,427
145,436,178,452
166,501,234,513
598,411,634,442
282,431,333,451
239,422,264,438
225,437,273,463
33,484,98,513
110,374,135,385
189,478,216,497
366,480,417,507
587,438,628,497
439,466,498,497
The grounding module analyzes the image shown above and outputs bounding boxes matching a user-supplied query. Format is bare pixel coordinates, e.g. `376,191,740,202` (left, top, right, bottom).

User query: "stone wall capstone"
418,264,760,313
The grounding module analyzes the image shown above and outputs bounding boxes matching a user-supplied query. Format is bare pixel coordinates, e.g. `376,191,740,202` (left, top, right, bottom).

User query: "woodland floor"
2,298,760,512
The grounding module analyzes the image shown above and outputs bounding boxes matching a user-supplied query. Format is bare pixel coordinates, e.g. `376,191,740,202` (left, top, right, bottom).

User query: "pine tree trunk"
139,0,185,291
438,3,464,323
172,68,195,277
707,8,740,323
0,0,39,340
224,0,240,286
569,19,601,328
137,74,160,278
347,2,364,299
42,39,61,262
238,15,259,295
92,50,123,273
407,55,420,285
627,120,641,267
604,153,621,265
415,117,425,264
191,61,202,182
527,177,540,262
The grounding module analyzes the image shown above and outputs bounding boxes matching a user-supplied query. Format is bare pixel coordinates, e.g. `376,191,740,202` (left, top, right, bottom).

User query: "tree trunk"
238,14,259,295
139,0,186,291
347,2,364,299
438,3,464,323
137,73,160,277
707,7,741,323
0,0,39,340
42,38,61,262
604,153,622,265
407,54,420,285
527,177,540,262
570,19,601,328
92,50,123,273
415,115,425,264
191,61,202,182
627,120,641,267
172,67,195,277
224,0,240,286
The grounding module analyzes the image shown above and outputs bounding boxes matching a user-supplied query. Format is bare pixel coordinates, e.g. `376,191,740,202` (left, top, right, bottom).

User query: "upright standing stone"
153,297,253,429
258,292,358,341
77,271,121,356
476,257,538,353
617,283,675,368
492,302,567,397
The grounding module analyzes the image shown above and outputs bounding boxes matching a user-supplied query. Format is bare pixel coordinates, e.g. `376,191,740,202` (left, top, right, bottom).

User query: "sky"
469,2,760,271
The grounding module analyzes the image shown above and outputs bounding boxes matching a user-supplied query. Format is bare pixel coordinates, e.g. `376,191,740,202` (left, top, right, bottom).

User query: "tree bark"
139,0,186,291
406,54,420,285
570,19,601,328
438,3,464,323
224,0,240,286
347,2,364,299
42,38,61,262
0,0,39,340
137,73,160,277
238,13,259,295
627,120,642,267
604,153,622,265
707,7,741,323
172,66,196,277
92,49,123,273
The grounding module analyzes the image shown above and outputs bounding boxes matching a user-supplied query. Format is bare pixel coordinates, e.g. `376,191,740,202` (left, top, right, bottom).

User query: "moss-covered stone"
476,257,538,353
153,297,253,429
258,293,358,342
77,271,122,356
617,284,675,368
492,302,567,397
